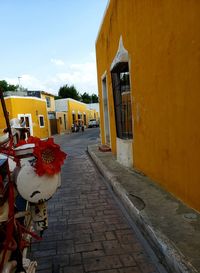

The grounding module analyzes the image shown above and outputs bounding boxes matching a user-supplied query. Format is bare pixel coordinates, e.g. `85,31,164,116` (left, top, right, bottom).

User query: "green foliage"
0,80,18,92
81,92,91,103
81,92,98,103
91,93,98,103
57,84,99,103
58,84,81,100
55,95,62,100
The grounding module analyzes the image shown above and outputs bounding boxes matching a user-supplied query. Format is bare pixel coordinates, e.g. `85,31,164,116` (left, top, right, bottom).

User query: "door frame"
101,71,111,146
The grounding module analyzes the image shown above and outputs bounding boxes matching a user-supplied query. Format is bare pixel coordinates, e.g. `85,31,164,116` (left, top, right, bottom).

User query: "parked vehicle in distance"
88,119,99,128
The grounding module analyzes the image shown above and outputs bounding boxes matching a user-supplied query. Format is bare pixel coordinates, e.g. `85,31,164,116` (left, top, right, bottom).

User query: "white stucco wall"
55,99,68,112
116,138,133,168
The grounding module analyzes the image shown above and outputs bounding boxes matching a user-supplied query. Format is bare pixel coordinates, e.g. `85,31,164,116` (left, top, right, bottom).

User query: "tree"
0,80,18,92
81,92,91,103
58,84,81,100
91,93,98,103
55,95,62,100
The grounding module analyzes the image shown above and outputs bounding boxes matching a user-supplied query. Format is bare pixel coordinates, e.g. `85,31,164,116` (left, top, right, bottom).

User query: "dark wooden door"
50,119,58,135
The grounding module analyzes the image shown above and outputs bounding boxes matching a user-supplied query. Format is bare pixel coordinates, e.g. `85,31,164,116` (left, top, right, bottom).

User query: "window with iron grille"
111,62,133,139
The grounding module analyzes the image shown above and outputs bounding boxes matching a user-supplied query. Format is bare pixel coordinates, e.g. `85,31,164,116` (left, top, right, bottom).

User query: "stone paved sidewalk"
30,133,160,273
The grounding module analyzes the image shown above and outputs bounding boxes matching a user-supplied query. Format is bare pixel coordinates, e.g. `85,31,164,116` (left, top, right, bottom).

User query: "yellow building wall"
54,98,100,130
96,0,200,211
56,112,68,134
0,97,49,139
67,99,88,128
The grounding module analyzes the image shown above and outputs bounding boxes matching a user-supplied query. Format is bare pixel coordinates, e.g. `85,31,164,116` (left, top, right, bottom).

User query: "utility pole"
18,76,22,91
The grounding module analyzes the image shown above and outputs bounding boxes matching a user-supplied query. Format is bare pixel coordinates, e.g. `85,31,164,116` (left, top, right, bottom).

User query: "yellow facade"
40,91,56,137
55,98,99,129
0,96,49,139
56,112,68,134
96,0,200,211
67,99,87,128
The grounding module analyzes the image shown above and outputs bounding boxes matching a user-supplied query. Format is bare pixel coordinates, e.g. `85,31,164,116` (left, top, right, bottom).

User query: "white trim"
55,98,87,106
4,96,46,102
128,57,134,141
110,36,129,71
38,115,45,128
101,72,111,147
101,71,107,81
121,91,131,95
18,114,33,136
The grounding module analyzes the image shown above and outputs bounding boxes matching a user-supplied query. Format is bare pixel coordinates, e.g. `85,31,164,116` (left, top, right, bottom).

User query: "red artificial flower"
16,136,40,147
33,138,66,176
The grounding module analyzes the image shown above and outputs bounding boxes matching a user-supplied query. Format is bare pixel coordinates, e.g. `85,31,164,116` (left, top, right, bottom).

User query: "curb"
88,146,198,273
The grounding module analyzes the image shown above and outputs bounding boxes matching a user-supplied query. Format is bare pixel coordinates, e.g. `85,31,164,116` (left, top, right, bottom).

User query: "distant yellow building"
0,96,49,139
40,91,57,136
55,98,98,130
96,0,200,212
27,90,68,135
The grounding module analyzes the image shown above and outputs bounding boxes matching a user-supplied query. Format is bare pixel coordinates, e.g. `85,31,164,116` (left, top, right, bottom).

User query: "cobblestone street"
30,129,159,273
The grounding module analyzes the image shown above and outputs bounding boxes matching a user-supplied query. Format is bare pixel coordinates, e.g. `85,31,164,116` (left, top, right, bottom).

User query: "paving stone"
38,240,57,251
82,249,105,259
57,240,75,254
91,222,110,232
32,249,56,258
83,208,97,216
75,242,102,253
119,254,137,267
74,234,91,244
118,267,141,273
63,265,84,273
103,240,127,255
91,269,119,273
53,254,70,267
29,132,159,273
83,255,122,271
91,232,106,242
68,216,93,224
105,231,116,240
69,253,82,265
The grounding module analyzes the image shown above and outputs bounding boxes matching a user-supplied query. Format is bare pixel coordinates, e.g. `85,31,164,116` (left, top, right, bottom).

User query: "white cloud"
6,74,46,90
49,60,98,94
50,58,65,66
5,58,98,95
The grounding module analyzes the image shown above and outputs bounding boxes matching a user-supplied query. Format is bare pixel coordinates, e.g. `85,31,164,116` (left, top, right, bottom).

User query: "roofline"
40,91,55,97
95,0,110,45
4,96,46,102
55,98,88,106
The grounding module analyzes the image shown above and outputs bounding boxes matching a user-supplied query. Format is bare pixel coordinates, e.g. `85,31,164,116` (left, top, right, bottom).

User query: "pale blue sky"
0,0,108,95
